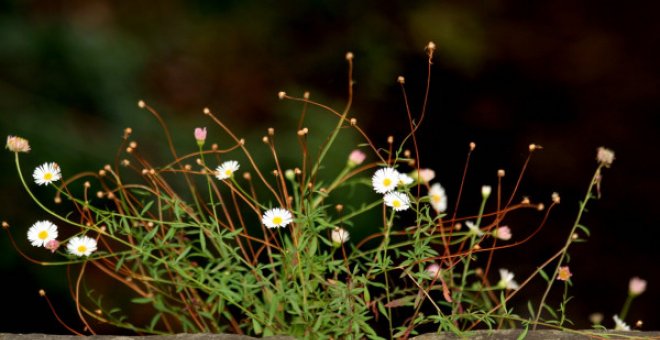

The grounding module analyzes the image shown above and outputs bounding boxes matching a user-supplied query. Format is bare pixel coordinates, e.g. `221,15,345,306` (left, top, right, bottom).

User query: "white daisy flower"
398,174,414,186
27,220,58,247
429,183,447,213
261,208,293,228
497,268,520,290
384,192,410,211
372,167,400,194
67,235,97,257
33,162,62,186
331,227,350,245
216,160,240,180
465,221,484,236
613,315,630,331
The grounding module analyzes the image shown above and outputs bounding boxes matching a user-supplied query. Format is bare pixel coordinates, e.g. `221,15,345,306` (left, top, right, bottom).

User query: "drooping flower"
613,315,630,331
27,221,58,247
261,208,293,228
6,135,30,153
494,226,512,241
216,160,240,180
33,162,62,186
466,221,484,237
497,269,520,290
597,147,615,167
628,277,647,296
415,168,436,183
428,183,447,213
426,263,441,278
398,174,414,186
384,192,410,211
331,227,349,245
45,239,60,253
557,266,573,281
194,127,207,146
347,150,366,167
67,235,97,257
372,167,400,194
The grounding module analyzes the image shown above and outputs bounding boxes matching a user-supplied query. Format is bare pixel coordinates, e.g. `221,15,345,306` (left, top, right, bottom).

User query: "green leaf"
131,297,152,304
516,324,529,340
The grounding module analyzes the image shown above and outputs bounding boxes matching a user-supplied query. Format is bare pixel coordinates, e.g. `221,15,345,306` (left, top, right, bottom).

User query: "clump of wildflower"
372,167,400,194
597,147,615,167
262,208,293,228
493,226,512,241
497,269,520,290
194,127,207,147
347,150,366,167
216,160,240,180
428,183,447,213
33,162,62,186
6,135,31,153
67,236,98,257
557,266,573,281
27,221,58,247
466,221,484,236
628,277,647,296
613,315,631,331
383,192,410,211
330,227,349,246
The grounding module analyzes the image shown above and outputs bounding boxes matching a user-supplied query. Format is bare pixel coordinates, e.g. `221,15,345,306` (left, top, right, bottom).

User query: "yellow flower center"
392,200,401,208
383,178,392,186
432,194,441,203
78,245,87,254
38,230,49,240
225,169,232,176
44,173,53,181
558,269,571,280
272,216,283,225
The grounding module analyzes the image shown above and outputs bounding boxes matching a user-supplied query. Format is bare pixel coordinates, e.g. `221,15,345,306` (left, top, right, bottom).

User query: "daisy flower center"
44,173,53,181
38,230,49,240
225,170,232,176
383,178,392,186
78,245,87,253
432,195,441,203
272,217,283,225
392,200,401,208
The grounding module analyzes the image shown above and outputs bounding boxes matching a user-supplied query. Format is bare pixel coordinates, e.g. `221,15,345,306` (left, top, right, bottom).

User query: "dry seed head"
104,164,112,171
297,128,308,136
212,143,218,150
572,233,579,240
95,309,102,315
426,41,436,51
84,181,91,188
345,52,354,60
387,136,394,144
184,164,192,170
552,192,561,204
636,320,643,328
129,141,137,149
397,76,405,84
239,139,245,146
521,197,531,204
335,204,344,213
96,191,104,199
278,91,286,100
529,143,543,151
349,118,357,126
195,158,203,165
149,169,156,175
303,91,310,99
294,167,301,175
287,196,293,204
498,169,505,177
137,100,146,108
100,226,106,232
473,244,481,250
469,142,476,151
272,170,278,177
121,159,130,167
262,136,269,143
39,289,46,297
99,169,106,177
404,150,411,158
1,221,9,229
268,127,275,136
475,267,484,277
141,169,148,175
126,147,133,153
203,107,211,114
537,203,545,211
107,192,115,199
454,223,462,231
243,172,251,180
147,221,154,228
125,276,133,282
123,127,132,137
85,222,91,227
54,196,62,204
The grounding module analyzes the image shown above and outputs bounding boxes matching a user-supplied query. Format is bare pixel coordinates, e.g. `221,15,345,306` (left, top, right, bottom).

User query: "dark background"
1,0,658,334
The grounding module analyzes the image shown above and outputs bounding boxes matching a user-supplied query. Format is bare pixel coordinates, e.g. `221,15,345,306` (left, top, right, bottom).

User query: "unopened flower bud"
345,52,354,61
347,150,366,167
481,185,492,199
426,263,441,278
349,118,357,126
194,127,207,147
303,91,310,99
278,91,286,99
552,192,560,204
137,100,146,108
498,169,505,177
285,169,295,180
331,227,349,245
469,142,476,151
397,76,405,84
629,277,647,296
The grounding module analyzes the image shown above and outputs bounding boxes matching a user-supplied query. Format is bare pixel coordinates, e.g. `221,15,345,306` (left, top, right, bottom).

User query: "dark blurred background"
1,0,658,334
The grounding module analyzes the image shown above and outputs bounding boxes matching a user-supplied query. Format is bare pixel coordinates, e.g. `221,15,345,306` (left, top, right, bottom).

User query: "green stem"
619,294,634,320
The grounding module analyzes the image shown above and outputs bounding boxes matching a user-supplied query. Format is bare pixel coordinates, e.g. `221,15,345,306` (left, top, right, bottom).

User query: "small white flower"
466,221,484,236
613,315,630,331
67,236,98,257
428,183,447,213
398,174,414,186
372,167,400,194
498,269,520,290
331,227,349,245
33,162,62,186
384,192,410,211
261,208,293,228
481,185,492,199
216,160,240,180
27,220,58,247
416,168,435,183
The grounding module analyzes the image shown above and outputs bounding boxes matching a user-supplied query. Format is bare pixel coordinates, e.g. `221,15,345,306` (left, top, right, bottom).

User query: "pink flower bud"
194,127,207,146
494,226,512,241
417,169,436,183
426,263,441,278
347,150,366,167
45,239,60,253
629,277,647,296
